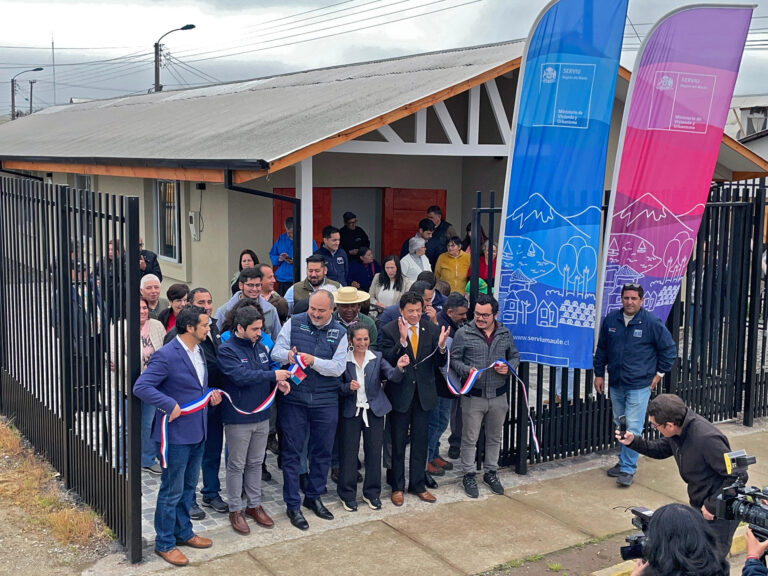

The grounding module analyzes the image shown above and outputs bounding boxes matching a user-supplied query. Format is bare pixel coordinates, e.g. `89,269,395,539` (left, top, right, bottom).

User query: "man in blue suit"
134,306,223,567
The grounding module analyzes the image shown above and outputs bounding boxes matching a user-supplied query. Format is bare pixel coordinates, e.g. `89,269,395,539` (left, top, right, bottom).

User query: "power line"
185,0,483,63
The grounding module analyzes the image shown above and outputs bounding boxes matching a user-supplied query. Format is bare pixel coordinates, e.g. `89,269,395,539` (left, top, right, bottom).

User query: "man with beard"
284,254,340,311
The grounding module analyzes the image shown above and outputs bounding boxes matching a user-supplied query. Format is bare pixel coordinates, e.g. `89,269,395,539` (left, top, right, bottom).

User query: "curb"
591,525,747,575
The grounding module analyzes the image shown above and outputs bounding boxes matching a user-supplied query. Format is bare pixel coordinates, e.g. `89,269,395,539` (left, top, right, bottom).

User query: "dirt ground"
0,502,114,576
479,532,634,576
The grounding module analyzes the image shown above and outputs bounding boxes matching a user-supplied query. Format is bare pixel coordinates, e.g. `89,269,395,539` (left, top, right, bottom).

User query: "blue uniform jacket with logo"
593,307,676,389
217,334,277,425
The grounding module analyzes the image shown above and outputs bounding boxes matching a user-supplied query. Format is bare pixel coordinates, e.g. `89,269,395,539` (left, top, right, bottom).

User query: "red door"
272,188,332,247
381,188,446,258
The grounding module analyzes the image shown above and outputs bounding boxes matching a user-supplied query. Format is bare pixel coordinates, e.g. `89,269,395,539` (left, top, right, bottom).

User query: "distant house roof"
0,39,765,183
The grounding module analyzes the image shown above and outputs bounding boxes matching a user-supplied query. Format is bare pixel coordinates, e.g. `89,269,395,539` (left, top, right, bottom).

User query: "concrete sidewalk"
86,419,768,576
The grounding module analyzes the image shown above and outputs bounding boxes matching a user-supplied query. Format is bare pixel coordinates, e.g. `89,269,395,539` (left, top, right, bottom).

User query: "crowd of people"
129,206,513,567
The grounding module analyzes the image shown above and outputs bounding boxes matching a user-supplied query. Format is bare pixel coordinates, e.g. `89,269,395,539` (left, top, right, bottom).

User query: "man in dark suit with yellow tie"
380,291,449,506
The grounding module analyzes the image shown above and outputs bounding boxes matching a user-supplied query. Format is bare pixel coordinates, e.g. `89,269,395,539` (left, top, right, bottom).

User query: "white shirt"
347,348,376,426
176,336,206,389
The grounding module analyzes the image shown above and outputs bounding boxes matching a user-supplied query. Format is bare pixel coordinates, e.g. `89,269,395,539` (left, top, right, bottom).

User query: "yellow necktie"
409,325,418,355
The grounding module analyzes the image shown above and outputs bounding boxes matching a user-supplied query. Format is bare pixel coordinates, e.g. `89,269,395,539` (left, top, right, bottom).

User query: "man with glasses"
594,283,676,487
450,294,518,498
214,267,281,342
616,394,740,561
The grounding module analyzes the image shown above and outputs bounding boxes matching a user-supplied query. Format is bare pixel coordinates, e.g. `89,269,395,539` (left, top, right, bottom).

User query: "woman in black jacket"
338,322,409,512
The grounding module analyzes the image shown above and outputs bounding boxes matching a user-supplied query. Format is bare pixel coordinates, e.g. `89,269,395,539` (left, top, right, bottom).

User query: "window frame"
154,179,182,263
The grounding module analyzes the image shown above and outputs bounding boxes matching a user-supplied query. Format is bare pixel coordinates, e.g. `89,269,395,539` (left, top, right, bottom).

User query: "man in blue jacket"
314,225,348,286
133,306,222,567
593,283,677,487
217,307,291,535
272,290,347,530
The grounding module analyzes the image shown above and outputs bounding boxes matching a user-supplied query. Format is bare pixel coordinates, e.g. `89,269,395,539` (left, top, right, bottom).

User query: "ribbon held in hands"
289,353,308,386
159,386,278,468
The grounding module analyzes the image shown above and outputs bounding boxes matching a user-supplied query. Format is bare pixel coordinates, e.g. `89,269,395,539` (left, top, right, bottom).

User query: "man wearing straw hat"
333,286,378,350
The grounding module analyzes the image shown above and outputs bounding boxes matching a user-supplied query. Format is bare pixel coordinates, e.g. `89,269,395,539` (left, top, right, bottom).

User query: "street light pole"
29,80,36,115
153,24,195,93
10,67,43,120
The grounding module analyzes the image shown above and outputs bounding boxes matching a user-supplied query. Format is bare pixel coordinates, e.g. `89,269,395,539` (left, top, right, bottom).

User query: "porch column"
295,157,313,278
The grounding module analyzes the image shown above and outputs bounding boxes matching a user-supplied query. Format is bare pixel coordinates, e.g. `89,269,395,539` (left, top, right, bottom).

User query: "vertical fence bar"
744,188,766,426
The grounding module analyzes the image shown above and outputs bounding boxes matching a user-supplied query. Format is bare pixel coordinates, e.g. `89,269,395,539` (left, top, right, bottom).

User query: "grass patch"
547,562,563,571
0,418,111,546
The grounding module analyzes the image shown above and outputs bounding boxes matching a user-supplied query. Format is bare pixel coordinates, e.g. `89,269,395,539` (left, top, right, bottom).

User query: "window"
154,180,181,262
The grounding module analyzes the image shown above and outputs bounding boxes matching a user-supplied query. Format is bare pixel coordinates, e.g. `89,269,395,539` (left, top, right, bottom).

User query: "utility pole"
10,78,15,120
28,80,36,115
153,24,195,93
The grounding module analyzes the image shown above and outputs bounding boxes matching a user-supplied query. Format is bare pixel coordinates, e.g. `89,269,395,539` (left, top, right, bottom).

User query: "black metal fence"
470,180,768,473
0,176,142,562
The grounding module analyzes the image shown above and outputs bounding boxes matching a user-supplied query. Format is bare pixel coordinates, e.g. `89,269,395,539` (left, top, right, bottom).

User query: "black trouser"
390,400,430,493
338,409,384,502
708,515,739,562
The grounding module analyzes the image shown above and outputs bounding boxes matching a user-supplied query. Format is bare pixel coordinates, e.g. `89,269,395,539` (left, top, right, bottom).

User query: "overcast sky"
1,0,766,114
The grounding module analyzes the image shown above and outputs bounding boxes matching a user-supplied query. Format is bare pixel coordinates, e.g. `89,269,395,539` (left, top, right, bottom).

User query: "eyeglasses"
623,283,641,290
649,420,665,430
474,312,493,319
243,283,261,289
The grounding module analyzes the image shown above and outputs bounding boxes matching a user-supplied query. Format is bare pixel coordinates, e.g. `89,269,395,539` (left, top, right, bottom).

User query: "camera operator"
743,527,768,576
616,394,741,560
629,503,729,575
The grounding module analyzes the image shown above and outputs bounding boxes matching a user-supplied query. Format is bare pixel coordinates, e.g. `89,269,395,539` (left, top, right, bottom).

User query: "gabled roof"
0,40,525,178
0,39,765,183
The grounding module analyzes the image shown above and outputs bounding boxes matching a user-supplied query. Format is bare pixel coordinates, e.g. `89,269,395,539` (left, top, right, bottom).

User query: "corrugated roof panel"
0,41,525,165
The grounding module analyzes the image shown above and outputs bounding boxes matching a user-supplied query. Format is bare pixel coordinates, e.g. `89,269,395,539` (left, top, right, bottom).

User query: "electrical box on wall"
189,210,201,241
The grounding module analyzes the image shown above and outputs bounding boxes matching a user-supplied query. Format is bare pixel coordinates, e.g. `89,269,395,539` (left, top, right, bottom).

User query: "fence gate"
0,177,142,562
471,180,768,474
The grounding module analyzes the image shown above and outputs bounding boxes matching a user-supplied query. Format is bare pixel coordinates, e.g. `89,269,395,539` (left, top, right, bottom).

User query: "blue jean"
154,441,204,553
427,397,452,462
141,401,159,467
609,385,651,474
279,402,338,510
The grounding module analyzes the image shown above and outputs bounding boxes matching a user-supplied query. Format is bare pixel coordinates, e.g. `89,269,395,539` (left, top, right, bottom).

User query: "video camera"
716,450,768,541
620,506,654,561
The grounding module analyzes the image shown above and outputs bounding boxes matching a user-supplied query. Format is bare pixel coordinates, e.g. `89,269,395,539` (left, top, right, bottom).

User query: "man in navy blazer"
134,306,222,567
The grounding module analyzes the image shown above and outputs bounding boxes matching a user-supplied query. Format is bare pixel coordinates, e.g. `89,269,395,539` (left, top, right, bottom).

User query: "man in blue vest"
272,290,347,530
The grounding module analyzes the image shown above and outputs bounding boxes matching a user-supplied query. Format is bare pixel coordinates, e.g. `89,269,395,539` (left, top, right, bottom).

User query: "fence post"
744,188,765,426
0,179,6,409
666,295,682,396
123,197,142,563
55,185,73,487
515,363,529,474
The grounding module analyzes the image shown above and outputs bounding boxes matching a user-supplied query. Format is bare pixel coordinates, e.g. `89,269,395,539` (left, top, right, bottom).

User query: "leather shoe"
303,497,334,520
156,548,188,567
229,511,250,535
391,490,404,507
177,534,212,549
287,508,309,531
411,490,437,503
245,505,274,528
432,456,453,471
426,462,445,476
425,471,439,489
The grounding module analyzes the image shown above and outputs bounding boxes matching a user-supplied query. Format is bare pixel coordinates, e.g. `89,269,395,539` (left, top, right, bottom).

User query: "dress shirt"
176,335,206,388
272,317,348,377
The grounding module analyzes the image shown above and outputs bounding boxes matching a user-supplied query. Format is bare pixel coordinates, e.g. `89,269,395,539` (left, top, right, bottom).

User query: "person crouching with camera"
616,394,741,562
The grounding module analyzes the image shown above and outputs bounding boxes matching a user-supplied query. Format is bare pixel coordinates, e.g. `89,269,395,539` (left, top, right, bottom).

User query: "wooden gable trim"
2,160,226,183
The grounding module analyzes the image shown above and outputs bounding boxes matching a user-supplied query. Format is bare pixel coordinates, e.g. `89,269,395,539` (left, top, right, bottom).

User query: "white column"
295,157,314,279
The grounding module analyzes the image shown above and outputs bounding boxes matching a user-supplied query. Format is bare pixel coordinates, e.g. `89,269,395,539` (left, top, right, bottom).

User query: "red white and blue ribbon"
445,354,540,455
159,385,278,468
289,353,308,386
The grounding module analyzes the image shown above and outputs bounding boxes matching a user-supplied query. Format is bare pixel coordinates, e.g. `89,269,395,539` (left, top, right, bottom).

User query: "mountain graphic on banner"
607,233,661,273
615,193,693,232
565,205,602,229
502,236,556,279
507,193,590,238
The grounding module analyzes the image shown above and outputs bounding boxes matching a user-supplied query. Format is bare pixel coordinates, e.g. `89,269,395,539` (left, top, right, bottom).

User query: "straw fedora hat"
333,286,370,305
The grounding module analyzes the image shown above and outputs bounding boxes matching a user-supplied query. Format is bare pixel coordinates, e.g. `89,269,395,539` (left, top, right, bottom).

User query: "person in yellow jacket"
434,237,471,294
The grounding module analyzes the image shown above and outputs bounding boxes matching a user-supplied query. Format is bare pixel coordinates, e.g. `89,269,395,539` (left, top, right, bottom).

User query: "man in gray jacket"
450,294,519,498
